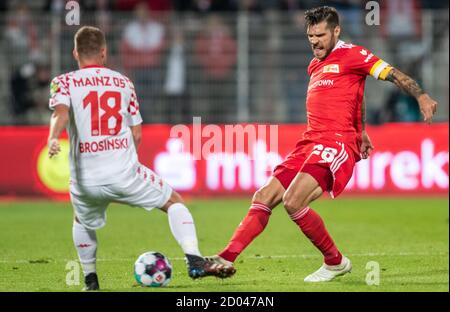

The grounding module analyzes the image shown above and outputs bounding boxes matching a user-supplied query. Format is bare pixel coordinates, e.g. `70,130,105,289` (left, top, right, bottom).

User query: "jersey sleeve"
125,80,143,126
349,46,393,81
49,75,71,109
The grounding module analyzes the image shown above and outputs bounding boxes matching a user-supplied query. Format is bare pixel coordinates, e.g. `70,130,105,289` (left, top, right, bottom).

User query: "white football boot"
304,256,352,282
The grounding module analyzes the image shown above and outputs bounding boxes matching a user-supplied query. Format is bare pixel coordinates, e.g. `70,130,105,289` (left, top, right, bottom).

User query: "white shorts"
70,164,172,230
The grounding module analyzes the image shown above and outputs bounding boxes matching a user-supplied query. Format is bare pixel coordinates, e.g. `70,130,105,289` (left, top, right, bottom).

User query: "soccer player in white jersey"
47,26,235,290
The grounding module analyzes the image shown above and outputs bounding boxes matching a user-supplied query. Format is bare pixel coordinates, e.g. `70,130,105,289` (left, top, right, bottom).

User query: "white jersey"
49,65,143,186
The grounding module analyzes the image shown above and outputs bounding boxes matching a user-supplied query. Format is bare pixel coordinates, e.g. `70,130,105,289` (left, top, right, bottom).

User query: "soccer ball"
134,251,172,287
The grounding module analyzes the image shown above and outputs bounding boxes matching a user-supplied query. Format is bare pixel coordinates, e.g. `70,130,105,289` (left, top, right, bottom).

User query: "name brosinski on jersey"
79,138,129,154
73,76,127,88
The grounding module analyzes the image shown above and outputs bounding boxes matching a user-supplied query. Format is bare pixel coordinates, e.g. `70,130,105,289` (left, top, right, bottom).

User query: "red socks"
218,202,342,266
219,202,271,262
290,207,342,265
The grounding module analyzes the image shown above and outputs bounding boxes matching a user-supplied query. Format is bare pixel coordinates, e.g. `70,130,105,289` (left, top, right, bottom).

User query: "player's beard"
313,34,336,60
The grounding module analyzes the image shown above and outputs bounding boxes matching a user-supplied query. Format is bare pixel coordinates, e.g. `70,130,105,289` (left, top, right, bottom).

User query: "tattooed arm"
385,68,438,124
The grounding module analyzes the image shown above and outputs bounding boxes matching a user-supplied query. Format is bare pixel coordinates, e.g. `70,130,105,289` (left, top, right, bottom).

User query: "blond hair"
74,26,106,59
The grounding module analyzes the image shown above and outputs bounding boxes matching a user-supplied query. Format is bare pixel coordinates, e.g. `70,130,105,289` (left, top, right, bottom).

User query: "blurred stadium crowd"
0,0,448,125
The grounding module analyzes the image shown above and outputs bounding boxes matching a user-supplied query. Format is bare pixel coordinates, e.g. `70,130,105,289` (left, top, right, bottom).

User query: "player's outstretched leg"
283,172,351,282
206,177,284,267
163,191,236,279
72,219,99,290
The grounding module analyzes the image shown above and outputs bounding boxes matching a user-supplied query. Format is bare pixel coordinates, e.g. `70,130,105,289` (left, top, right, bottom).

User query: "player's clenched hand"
418,94,438,124
48,138,61,158
360,131,374,159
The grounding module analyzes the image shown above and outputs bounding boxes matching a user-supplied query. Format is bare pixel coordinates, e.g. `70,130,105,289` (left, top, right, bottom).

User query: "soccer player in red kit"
207,6,438,282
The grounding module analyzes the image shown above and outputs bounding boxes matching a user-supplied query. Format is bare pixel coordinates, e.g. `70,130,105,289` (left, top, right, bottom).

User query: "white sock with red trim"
168,203,201,257
73,221,97,276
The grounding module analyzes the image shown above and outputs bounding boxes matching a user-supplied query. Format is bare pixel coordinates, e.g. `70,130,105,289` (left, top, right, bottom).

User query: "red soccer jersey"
304,40,392,146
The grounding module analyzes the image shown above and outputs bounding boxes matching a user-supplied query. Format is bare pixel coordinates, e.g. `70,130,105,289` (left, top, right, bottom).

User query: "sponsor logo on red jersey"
323,64,340,73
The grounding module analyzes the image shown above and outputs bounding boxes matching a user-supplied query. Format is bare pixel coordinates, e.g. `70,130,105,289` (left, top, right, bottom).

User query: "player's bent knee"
252,188,281,209
252,189,268,205
283,186,323,214
169,190,184,204
251,177,285,209
282,191,308,214
161,191,185,213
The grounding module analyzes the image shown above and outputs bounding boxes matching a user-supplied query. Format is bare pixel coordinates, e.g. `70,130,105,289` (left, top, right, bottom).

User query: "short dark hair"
304,6,340,30
74,26,106,59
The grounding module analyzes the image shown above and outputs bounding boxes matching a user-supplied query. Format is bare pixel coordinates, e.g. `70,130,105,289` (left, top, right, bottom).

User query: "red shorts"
273,139,358,198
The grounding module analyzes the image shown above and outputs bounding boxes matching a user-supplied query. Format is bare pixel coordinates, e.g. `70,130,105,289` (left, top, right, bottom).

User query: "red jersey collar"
81,64,105,69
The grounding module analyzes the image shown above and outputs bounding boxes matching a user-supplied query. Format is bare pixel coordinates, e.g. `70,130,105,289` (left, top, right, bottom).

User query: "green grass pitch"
0,197,448,292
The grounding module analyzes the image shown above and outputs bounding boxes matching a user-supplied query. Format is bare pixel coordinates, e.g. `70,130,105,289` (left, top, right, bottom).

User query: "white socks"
73,221,97,276
167,203,201,257
72,203,200,276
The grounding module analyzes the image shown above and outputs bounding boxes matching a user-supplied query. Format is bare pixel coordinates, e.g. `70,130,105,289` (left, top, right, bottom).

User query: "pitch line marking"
0,252,448,264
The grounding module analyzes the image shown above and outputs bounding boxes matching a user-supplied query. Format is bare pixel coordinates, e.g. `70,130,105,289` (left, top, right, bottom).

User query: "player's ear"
334,25,341,38
101,46,107,62
73,49,79,62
